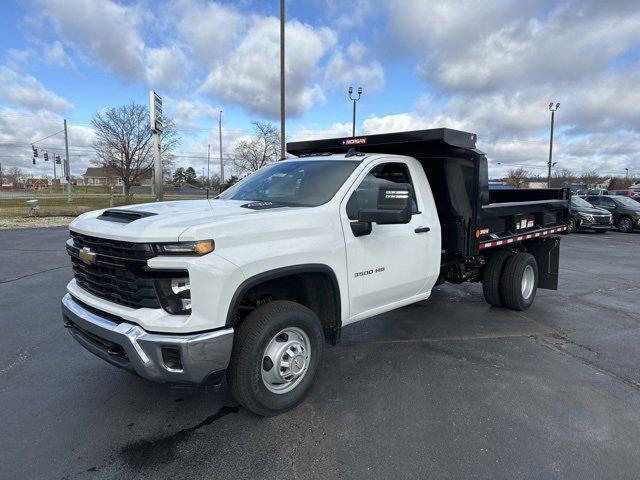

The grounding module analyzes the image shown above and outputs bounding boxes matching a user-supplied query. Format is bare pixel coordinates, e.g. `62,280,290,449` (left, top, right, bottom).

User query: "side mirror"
357,183,412,225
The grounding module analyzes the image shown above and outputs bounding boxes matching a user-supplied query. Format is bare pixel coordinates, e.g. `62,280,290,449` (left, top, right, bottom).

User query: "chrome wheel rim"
620,218,631,231
521,265,535,300
261,327,311,394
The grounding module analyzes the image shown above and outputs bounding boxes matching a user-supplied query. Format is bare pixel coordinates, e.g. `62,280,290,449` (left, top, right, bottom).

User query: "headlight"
156,240,214,255
155,273,192,314
579,213,594,223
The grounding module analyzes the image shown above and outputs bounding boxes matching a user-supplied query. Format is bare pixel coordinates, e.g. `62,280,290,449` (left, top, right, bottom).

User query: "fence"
0,186,209,218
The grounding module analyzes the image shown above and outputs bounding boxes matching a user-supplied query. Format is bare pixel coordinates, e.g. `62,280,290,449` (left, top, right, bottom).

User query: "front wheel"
227,301,324,416
568,217,577,233
617,216,634,233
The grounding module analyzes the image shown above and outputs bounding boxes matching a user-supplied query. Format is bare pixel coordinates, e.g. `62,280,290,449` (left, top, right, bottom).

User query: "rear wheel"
482,250,513,307
617,216,633,233
500,253,538,311
227,301,324,416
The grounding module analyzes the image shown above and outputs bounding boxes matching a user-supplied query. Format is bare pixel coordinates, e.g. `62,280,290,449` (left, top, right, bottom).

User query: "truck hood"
573,206,610,215
69,199,303,242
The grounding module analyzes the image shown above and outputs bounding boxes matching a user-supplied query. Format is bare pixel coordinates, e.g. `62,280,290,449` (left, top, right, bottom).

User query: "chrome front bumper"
61,294,234,385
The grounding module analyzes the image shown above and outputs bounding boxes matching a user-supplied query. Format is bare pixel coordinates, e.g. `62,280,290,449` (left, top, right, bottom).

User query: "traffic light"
32,145,38,157
55,155,61,164
44,152,49,161
32,157,36,165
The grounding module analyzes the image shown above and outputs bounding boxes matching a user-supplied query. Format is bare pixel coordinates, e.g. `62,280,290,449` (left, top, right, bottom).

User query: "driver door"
340,159,437,321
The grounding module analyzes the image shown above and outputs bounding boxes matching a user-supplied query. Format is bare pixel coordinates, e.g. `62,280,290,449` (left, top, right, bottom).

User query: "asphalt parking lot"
1,227,639,480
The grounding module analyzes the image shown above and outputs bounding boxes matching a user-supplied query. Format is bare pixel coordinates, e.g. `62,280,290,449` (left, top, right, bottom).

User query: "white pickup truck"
62,129,569,416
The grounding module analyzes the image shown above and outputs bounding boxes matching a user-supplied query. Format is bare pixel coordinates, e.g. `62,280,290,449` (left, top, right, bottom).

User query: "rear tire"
500,253,538,311
482,250,513,307
227,301,324,417
617,216,633,233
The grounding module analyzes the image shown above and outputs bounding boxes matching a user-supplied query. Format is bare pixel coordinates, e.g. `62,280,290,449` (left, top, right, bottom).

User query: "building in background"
82,167,152,187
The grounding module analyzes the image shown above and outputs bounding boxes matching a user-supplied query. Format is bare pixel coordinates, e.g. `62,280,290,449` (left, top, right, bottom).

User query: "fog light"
180,298,192,311
171,277,190,294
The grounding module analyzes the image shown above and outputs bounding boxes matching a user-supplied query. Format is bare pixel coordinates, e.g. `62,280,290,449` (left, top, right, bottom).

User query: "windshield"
218,160,360,207
571,197,595,209
614,196,640,209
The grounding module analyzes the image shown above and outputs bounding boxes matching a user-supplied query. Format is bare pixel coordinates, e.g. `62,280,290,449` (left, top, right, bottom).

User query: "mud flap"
526,235,560,290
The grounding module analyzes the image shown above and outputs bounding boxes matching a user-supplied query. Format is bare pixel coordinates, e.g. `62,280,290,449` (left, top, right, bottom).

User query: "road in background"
1,229,639,479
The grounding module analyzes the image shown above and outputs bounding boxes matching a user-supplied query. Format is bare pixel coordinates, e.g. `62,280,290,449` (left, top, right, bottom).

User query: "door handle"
414,226,430,233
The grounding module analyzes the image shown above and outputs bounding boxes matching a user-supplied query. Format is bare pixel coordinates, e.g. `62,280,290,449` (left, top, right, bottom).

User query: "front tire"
500,253,538,311
617,216,633,233
568,217,577,233
227,301,324,416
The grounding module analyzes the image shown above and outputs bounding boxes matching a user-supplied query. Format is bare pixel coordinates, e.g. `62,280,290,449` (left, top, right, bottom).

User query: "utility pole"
279,0,286,159
207,143,211,199
63,119,72,202
547,102,560,188
348,86,363,137
625,168,629,181
219,110,224,187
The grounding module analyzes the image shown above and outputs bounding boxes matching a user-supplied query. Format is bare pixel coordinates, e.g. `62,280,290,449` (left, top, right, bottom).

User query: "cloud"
385,0,640,93
39,0,146,79
0,106,95,177
200,17,336,118
176,0,244,65
324,41,384,92
145,45,189,88
0,66,72,111
44,40,75,69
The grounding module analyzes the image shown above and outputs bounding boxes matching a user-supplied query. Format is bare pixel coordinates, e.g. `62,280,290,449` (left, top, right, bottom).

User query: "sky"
0,0,639,180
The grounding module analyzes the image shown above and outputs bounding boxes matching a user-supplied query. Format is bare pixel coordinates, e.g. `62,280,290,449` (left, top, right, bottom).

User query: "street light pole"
547,102,560,188
348,86,363,137
64,119,72,202
279,0,286,159
207,143,210,198
219,110,224,186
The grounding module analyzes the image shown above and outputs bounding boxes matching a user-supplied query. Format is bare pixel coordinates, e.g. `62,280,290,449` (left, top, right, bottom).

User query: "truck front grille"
67,232,181,310
70,255,161,309
70,231,155,262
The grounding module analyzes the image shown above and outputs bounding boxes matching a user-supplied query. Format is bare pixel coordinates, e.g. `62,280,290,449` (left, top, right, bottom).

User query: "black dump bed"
287,128,570,260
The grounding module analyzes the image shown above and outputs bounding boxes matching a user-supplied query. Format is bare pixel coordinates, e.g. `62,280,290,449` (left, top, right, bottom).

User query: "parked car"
585,195,640,232
568,196,611,233
61,128,570,416
609,189,636,197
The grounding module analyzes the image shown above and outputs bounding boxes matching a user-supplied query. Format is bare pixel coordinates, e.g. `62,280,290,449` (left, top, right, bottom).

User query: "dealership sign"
150,91,163,133
341,137,367,146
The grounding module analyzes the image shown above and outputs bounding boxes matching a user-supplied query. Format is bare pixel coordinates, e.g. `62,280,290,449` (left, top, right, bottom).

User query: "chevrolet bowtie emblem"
79,247,97,265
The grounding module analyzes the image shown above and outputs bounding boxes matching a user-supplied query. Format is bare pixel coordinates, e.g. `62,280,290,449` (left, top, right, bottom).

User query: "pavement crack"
534,333,640,392
119,405,239,469
0,265,70,284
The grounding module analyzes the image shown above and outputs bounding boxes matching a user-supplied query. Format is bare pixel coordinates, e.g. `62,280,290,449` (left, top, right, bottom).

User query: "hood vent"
97,209,157,224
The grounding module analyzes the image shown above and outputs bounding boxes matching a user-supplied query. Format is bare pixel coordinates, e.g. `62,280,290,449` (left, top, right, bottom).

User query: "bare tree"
551,168,575,188
4,166,23,186
504,167,530,188
91,103,179,201
579,169,604,189
233,122,281,176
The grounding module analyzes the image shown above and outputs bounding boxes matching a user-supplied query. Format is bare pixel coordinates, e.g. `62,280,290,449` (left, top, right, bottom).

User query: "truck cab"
62,128,569,415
